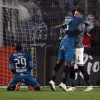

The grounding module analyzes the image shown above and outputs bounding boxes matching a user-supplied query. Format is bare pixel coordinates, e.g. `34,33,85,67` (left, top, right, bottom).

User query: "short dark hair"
75,8,85,15
15,42,23,51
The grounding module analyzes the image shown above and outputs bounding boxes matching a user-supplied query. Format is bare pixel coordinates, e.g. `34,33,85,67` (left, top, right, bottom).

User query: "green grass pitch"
0,87,100,100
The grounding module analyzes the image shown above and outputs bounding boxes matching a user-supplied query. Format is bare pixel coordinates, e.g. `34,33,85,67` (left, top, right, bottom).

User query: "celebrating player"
49,11,83,91
7,42,40,91
66,9,93,92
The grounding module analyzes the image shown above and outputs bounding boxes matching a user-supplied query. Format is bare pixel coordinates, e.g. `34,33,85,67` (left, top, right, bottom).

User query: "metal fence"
0,0,100,86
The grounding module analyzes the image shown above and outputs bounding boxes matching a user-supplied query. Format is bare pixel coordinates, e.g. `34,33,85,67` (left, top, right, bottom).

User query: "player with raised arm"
65,9,93,92
49,14,83,91
7,42,40,91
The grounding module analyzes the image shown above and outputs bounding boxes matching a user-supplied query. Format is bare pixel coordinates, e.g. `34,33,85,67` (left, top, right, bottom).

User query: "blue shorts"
9,74,39,87
58,41,74,62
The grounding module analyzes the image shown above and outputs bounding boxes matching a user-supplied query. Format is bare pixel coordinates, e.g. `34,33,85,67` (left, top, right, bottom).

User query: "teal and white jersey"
61,16,83,45
9,51,34,75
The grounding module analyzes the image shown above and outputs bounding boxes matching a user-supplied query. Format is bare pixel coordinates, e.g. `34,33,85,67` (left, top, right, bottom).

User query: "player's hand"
60,28,65,34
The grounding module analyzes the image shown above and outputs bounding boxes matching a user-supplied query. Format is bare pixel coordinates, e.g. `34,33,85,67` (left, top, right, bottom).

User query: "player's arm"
58,20,70,40
65,23,85,36
9,55,16,73
29,61,34,69
65,29,80,36
28,53,34,69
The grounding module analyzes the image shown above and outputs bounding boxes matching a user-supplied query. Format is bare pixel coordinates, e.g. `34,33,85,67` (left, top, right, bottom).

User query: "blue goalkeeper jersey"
61,16,83,45
9,51,34,75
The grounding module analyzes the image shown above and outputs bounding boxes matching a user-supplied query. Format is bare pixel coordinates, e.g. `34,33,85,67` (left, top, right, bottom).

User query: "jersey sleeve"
77,23,85,32
9,54,16,73
27,52,34,68
9,54,13,64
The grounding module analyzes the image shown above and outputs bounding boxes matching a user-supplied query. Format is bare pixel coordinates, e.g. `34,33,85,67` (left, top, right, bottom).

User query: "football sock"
52,63,63,81
70,67,75,87
84,74,91,86
78,66,91,86
62,66,70,84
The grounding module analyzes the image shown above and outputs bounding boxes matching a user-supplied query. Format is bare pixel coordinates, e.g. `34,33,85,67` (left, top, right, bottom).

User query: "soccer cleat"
49,80,56,91
15,82,22,91
84,86,93,91
28,86,35,91
67,87,76,91
59,82,67,91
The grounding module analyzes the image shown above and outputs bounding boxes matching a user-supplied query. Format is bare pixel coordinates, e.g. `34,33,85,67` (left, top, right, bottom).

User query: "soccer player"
7,42,40,91
66,9,93,91
49,13,83,91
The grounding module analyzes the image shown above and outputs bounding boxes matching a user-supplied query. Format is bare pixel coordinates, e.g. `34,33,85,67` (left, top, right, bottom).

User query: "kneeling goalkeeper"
7,42,40,91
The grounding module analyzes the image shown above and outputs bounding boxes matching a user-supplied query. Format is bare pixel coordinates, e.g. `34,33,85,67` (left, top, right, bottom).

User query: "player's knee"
34,86,40,91
7,85,16,91
54,61,63,71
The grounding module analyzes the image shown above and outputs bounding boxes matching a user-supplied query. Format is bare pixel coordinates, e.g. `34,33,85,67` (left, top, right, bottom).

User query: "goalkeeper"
7,42,40,91
49,9,83,91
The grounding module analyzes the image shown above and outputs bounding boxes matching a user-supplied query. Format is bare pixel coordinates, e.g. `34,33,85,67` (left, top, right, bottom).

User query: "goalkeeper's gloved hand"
60,28,65,34
58,36,62,41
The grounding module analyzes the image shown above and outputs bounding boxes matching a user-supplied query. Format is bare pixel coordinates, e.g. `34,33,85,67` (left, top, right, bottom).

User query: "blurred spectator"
88,17,100,48
83,21,92,47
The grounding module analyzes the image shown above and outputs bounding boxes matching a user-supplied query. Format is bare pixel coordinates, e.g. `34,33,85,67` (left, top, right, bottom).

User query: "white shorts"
74,48,84,65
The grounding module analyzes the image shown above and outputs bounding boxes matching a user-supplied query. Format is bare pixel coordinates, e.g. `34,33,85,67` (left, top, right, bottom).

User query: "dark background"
2,0,100,86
